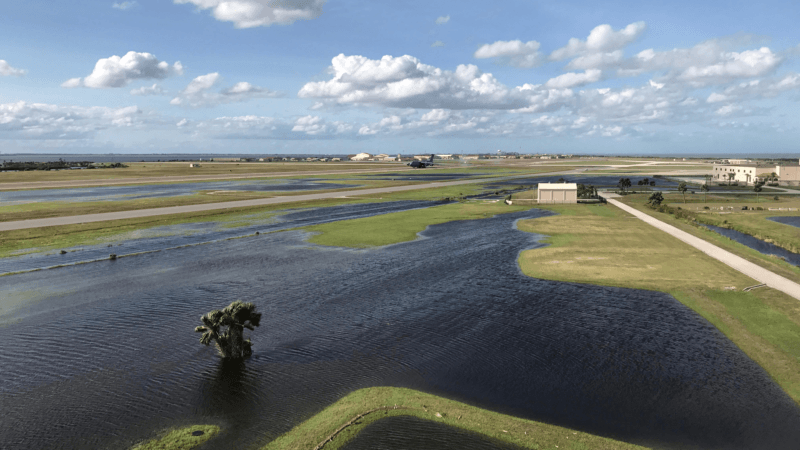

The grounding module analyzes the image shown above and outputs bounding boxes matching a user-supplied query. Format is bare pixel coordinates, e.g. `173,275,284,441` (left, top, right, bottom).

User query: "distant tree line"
1,159,127,171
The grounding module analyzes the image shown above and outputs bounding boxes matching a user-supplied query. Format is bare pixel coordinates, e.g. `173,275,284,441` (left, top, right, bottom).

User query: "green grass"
305,202,530,248
131,425,220,450
0,197,376,259
261,387,646,450
516,202,800,405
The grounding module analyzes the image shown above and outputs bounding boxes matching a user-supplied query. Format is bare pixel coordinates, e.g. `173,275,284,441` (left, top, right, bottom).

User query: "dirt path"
606,198,800,301
0,167,412,191
0,177,505,232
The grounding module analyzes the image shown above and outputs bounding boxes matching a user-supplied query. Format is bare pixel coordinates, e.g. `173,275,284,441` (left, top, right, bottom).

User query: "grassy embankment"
615,194,800,281
662,196,800,253
262,387,645,450
130,425,220,450
515,201,800,405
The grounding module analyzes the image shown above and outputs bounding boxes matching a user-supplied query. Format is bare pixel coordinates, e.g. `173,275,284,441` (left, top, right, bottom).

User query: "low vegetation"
517,203,800,404
130,425,220,450
305,202,530,248
262,387,646,450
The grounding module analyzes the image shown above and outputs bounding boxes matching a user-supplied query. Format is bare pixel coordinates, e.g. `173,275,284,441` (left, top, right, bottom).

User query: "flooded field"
703,224,800,267
482,175,681,189
769,216,800,229
1,208,799,449
0,179,359,205
0,201,445,275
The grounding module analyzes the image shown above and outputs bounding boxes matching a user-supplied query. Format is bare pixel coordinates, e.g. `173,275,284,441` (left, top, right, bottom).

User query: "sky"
2,0,800,155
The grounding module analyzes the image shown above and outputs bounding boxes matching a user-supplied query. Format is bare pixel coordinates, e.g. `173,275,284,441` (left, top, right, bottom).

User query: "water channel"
1,208,799,449
702,223,800,267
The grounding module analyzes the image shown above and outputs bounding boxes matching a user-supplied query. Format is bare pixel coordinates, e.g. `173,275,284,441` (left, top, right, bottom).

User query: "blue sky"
2,0,800,155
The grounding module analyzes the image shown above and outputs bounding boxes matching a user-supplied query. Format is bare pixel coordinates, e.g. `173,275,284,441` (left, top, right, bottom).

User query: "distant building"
350,153,372,161
776,164,800,184
538,183,578,204
712,163,775,185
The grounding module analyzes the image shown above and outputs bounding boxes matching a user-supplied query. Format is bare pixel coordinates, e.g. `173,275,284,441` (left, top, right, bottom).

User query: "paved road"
0,177,507,232
607,198,800,301
0,167,410,191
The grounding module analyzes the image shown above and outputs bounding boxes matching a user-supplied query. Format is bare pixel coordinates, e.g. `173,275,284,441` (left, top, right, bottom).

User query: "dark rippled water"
703,223,800,267
2,209,799,449
0,201,445,275
340,416,523,450
0,178,358,204
768,216,800,229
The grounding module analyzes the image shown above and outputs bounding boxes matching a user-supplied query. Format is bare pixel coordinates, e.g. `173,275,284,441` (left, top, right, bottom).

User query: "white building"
350,153,372,161
711,163,774,185
538,183,578,204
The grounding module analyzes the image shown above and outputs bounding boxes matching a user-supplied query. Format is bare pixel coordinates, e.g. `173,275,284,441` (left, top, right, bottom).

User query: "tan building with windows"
711,163,774,185
538,183,577,204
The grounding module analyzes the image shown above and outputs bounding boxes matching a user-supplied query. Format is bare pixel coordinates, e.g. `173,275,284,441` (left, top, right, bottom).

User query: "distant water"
0,154,349,163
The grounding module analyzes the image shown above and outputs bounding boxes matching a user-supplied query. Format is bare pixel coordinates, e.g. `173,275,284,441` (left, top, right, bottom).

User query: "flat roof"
538,183,578,190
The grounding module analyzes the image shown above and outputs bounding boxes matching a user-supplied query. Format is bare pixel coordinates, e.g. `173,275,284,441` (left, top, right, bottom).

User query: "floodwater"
0,201,446,275
703,224,800,267
340,416,523,450
0,179,359,205
768,216,800,229
1,209,799,450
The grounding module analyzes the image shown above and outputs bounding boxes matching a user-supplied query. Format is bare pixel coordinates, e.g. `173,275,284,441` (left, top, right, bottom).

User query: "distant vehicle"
408,154,435,168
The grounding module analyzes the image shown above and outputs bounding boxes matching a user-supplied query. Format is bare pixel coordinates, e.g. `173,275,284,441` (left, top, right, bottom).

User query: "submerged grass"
517,203,800,405
0,197,375,258
305,202,530,248
262,387,646,450
130,425,220,450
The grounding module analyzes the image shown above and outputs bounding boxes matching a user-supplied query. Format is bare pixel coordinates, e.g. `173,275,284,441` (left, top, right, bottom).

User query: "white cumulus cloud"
474,40,543,68
174,0,325,28
131,84,166,96
299,53,554,110
65,51,183,88
171,73,282,107
0,60,26,76
112,1,138,10
544,69,602,89
435,15,450,25
551,22,646,61
0,101,142,140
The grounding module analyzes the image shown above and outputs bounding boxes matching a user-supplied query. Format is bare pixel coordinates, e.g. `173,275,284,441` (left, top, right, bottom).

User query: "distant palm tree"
701,183,709,203
677,182,688,203
727,172,735,186
196,301,262,359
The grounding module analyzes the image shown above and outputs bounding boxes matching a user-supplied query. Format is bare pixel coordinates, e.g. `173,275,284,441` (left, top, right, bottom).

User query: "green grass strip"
130,425,220,450
262,387,646,450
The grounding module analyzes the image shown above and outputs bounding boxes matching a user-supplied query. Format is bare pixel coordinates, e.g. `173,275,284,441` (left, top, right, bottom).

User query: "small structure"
189,163,200,168
538,183,578,204
350,153,372,161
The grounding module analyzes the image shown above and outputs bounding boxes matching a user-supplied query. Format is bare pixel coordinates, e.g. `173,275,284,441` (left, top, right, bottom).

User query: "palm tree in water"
195,301,262,359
